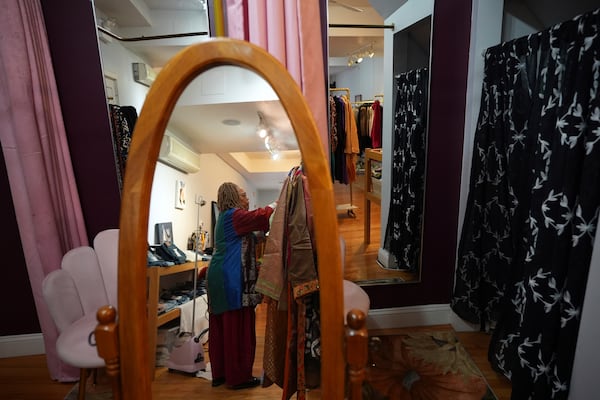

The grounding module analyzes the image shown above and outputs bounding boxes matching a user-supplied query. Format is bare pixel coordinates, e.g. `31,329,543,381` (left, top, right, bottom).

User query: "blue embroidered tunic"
207,206,274,315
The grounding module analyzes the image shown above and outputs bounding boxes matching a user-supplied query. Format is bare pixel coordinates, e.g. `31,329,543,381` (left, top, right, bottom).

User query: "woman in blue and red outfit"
206,182,276,390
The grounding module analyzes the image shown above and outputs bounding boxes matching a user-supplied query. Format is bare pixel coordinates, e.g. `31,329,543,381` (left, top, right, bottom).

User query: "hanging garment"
357,104,373,152
342,95,360,183
259,166,321,400
332,96,348,183
370,100,383,148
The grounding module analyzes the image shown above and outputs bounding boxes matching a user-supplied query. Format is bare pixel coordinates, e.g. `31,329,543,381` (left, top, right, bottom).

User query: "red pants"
208,306,256,386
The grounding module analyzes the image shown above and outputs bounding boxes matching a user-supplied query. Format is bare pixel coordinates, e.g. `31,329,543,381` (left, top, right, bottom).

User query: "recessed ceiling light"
222,119,241,126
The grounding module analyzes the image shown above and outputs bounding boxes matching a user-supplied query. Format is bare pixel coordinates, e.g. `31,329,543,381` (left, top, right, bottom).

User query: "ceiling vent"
132,62,156,86
158,133,202,174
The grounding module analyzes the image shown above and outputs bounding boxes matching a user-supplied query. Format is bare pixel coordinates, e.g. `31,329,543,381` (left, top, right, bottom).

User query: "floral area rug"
64,372,113,400
363,330,497,400
64,383,112,400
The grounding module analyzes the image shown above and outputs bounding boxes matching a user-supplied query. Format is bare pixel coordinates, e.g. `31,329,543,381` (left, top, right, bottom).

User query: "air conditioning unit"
158,134,202,174
132,62,156,86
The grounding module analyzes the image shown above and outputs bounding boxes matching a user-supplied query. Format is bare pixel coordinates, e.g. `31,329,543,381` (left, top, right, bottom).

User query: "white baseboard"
0,333,45,358
0,307,478,358
366,303,478,332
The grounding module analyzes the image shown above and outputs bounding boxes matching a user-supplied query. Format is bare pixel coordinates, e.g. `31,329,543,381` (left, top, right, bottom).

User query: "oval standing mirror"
112,40,344,398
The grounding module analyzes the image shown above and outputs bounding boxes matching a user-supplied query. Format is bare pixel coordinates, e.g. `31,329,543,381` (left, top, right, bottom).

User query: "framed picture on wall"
155,222,173,245
175,179,186,209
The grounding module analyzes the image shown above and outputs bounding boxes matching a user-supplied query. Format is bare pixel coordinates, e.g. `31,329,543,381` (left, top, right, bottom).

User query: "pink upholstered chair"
42,229,119,400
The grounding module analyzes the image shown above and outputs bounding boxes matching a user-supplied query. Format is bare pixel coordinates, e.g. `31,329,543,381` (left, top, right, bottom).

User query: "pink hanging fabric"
247,1,267,46
0,0,88,381
224,0,329,160
224,0,247,40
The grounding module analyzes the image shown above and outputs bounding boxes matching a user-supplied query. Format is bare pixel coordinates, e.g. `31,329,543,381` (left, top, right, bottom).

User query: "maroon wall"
365,0,472,308
0,150,40,335
40,0,121,242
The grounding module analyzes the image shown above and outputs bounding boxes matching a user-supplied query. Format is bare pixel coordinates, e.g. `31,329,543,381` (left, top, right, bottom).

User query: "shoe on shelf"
229,377,261,390
211,377,225,387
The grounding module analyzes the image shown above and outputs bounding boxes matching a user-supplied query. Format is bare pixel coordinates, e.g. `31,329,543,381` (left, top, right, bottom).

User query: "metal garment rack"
353,93,384,105
329,87,358,217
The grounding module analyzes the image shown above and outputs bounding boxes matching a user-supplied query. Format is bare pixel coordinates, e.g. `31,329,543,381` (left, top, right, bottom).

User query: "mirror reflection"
97,2,348,394
96,0,429,287
105,32,358,397
328,3,432,284
379,15,432,279
148,67,310,397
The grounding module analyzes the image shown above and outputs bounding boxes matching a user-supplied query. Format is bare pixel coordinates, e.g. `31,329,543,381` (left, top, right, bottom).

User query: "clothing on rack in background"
343,95,359,183
329,94,359,184
370,100,383,148
353,98,383,153
356,103,373,152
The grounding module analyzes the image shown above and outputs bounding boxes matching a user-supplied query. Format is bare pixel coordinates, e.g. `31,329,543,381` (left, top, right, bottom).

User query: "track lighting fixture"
256,111,268,138
347,43,376,66
256,111,281,160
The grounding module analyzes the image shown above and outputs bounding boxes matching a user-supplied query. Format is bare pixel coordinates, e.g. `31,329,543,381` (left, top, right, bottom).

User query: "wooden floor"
334,180,418,283
0,308,511,400
0,180,512,399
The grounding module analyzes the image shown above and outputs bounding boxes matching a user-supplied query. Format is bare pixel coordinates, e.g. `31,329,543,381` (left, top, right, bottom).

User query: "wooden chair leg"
346,309,368,400
78,368,88,400
95,305,122,400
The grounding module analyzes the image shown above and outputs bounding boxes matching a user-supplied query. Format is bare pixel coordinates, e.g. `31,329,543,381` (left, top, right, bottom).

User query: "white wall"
330,56,384,101
98,28,257,251
148,154,255,250
98,38,150,112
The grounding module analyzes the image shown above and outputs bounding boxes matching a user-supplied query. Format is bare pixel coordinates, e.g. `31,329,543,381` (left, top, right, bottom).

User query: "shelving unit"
146,261,209,375
364,148,382,244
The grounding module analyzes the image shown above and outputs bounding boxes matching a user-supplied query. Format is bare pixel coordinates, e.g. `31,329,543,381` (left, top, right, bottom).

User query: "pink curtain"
0,0,88,381
224,0,329,159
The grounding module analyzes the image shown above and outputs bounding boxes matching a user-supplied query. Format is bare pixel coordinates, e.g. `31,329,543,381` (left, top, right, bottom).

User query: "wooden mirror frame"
115,38,345,399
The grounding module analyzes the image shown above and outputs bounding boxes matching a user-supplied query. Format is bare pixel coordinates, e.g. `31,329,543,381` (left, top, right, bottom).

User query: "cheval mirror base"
94,38,367,400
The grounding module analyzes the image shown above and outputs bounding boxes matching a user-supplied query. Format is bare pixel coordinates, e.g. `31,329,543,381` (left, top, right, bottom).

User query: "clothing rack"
329,87,350,97
329,87,358,217
352,93,384,105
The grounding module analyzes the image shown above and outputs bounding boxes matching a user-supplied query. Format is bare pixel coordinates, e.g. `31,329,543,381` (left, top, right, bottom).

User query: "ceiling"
93,0,385,190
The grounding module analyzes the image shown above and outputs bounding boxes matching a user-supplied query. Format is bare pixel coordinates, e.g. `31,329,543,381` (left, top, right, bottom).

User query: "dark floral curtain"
452,9,600,399
108,104,137,193
384,67,428,271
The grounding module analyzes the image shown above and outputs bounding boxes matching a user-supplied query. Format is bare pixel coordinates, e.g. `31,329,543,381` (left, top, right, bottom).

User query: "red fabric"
208,306,256,386
231,206,274,235
371,100,382,148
